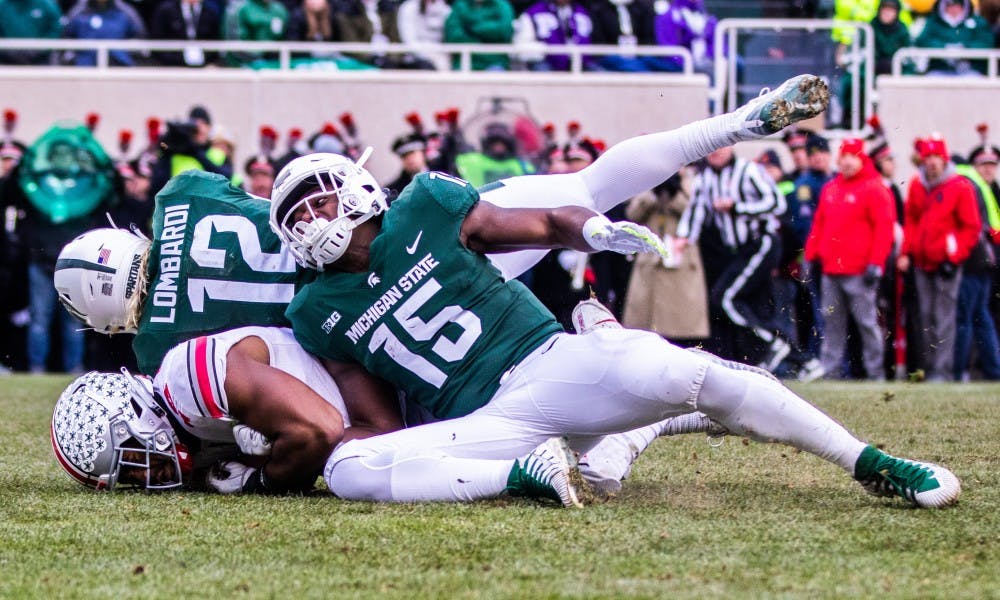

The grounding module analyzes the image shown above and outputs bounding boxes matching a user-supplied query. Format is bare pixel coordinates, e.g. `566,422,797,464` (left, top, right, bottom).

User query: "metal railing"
891,47,1000,78
712,19,875,131
0,39,694,75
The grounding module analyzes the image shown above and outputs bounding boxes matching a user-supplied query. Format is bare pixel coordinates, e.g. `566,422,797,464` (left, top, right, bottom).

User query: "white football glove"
233,424,273,456
582,215,672,260
206,460,256,495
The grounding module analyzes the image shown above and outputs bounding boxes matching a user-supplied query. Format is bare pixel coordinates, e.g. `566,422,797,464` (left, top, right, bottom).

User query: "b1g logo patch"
101,283,113,296
322,311,341,334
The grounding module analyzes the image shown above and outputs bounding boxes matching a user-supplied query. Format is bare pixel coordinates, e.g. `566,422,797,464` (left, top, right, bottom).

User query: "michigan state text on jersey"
287,172,562,420
135,171,313,374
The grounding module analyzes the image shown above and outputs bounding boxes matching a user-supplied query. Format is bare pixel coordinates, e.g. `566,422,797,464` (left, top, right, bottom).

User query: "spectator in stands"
229,0,288,49
968,136,1000,344
652,0,718,75
623,169,709,347
515,0,597,71
287,0,337,41
149,106,232,195
8,125,116,374
149,0,222,67
208,125,238,181
0,0,62,65
588,0,671,72
899,137,981,381
783,128,811,181
788,134,834,357
979,0,1000,46
833,0,912,50
243,155,276,198
331,0,405,68
444,0,515,71
916,0,993,75
756,149,789,192
0,133,28,374
386,131,428,195
454,121,534,187
62,0,146,67
0,141,25,178
871,0,912,75
804,138,896,380
952,151,1000,381
396,0,451,70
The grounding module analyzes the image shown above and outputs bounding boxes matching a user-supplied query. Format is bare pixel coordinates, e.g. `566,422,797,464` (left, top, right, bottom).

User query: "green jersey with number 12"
287,172,562,420
133,171,310,374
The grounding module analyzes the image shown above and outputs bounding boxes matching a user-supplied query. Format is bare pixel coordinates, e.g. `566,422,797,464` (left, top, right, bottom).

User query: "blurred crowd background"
1,0,999,383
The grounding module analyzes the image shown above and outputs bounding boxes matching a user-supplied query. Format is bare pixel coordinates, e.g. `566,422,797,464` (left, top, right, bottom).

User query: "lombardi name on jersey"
342,252,440,344
149,204,190,324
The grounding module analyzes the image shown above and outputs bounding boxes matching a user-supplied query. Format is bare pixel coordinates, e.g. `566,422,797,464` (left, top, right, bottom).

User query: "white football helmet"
51,371,192,491
54,227,150,334
269,149,388,270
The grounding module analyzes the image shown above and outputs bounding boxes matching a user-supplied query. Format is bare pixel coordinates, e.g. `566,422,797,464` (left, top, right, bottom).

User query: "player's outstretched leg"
693,361,961,508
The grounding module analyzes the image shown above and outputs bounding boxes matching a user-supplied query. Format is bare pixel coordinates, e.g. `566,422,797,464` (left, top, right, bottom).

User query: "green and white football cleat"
854,446,961,508
735,74,831,137
505,437,583,508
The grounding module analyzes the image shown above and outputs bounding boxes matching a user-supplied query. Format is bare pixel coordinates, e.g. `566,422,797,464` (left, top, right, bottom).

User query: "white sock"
695,363,867,474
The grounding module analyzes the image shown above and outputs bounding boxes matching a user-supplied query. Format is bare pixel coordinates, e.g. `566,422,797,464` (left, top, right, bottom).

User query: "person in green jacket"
872,0,912,75
0,0,62,65
443,0,514,71
916,0,994,75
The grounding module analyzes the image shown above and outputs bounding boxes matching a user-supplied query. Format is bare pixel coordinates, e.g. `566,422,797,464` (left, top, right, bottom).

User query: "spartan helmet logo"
367,273,380,288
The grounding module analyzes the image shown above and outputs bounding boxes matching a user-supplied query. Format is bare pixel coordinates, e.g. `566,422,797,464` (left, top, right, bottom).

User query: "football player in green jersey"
52,75,829,496
272,76,961,509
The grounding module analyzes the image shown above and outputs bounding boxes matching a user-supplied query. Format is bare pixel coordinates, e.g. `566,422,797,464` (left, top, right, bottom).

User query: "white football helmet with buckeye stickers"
269,149,388,270
51,371,192,490
53,227,150,334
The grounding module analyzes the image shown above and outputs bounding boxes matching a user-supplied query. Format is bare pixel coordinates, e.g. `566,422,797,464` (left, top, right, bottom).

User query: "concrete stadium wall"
872,76,1000,189
0,68,710,182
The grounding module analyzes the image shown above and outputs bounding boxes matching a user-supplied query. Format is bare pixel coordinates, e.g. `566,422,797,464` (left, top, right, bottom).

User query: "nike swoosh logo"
406,230,423,254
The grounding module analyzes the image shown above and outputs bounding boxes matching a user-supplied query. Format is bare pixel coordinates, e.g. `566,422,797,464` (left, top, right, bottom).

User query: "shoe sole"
764,76,830,133
545,437,585,508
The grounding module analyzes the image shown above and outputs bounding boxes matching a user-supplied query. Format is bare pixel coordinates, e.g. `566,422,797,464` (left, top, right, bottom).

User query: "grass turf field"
1,375,997,599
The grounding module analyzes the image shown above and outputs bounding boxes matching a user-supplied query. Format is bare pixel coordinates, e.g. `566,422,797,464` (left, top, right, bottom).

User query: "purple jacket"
523,1,593,70
653,0,717,70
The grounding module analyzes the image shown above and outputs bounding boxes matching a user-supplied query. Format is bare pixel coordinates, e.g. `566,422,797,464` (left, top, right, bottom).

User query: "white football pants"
326,330,868,502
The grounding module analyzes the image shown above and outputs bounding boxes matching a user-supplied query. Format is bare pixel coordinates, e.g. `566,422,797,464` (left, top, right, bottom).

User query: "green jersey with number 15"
133,171,310,374
287,172,563,420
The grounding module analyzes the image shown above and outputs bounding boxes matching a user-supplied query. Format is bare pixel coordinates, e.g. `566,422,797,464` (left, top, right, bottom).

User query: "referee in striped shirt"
676,146,821,380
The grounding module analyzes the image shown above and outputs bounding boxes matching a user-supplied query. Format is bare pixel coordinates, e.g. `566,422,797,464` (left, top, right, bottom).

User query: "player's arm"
460,201,669,258
222,336,345,492
322,358,404,442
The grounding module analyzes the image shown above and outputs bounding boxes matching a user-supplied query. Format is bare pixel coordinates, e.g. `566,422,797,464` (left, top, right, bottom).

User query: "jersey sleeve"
285,278,354,363
409,172,480,218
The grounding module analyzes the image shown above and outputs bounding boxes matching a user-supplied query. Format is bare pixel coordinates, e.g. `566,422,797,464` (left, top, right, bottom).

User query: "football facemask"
51,371,192,491
269,149,387,270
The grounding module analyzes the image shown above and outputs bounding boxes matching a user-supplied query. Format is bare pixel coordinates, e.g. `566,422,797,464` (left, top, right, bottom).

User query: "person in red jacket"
804,138,896,380
897,136,982,382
